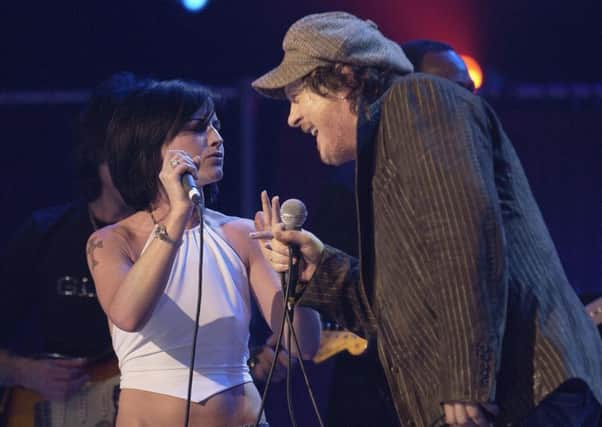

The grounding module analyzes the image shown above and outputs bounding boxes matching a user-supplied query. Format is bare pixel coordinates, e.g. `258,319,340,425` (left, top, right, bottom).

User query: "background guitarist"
0,74,136,424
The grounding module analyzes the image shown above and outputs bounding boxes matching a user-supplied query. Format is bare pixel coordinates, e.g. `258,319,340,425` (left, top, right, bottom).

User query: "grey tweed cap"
252,11,413,99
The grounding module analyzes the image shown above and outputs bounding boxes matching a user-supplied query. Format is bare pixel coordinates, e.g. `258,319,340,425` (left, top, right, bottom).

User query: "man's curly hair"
302,63,398,116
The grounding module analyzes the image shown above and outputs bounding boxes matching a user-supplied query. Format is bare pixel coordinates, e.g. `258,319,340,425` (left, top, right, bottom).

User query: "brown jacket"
300,74,602,426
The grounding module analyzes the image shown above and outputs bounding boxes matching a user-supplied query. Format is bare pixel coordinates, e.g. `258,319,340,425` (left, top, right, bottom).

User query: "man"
251,11,602,426
0,74,135,425
317,39,479,427
401,39,475,92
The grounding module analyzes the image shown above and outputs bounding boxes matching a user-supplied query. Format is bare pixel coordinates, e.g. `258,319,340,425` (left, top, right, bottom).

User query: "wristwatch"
153,224,180,246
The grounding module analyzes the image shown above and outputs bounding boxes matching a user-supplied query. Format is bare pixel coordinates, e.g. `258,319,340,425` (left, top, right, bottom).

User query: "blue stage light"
181,0,209,13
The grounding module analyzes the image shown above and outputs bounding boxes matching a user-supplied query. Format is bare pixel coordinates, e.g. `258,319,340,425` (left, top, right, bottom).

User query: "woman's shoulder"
88,211,151,257
205,209,255,263
205,209,253,233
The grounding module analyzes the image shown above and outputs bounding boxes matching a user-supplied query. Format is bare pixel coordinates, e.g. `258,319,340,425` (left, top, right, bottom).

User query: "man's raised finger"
272,196,281,225
261,190,272,225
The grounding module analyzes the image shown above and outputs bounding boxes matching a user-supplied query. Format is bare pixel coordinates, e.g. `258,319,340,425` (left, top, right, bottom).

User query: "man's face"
421,50,475,92
285,80,358,166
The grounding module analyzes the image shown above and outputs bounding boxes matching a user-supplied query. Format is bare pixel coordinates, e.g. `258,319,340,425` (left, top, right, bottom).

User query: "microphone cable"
285,272,297,427
253,246,324,427
283,246,324,427
252,268,294,427
183,202,204,427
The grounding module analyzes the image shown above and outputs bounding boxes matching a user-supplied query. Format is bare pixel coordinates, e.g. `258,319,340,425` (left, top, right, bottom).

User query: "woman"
87,78,320,426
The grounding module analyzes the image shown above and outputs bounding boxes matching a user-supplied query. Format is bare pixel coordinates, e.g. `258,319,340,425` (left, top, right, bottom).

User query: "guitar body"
5,357,119,427
6,387,38,427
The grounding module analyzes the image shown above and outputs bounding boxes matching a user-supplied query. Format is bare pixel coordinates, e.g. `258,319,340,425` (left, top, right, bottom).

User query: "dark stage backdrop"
0,1,601,425
498,107,602,294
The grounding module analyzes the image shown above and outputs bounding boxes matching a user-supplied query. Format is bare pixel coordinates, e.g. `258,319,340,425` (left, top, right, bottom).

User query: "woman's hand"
159,149,201,214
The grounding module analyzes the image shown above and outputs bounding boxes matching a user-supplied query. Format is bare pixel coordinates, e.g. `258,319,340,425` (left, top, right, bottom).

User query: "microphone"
280,199,307,296
280,199,307,231
181,173,203,206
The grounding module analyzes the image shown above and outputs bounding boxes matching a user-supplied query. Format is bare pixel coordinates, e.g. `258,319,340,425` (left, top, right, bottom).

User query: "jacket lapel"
355,97,383,304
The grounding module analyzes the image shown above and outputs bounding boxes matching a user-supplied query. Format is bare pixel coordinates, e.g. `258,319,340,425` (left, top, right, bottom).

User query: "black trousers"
515,379,601,427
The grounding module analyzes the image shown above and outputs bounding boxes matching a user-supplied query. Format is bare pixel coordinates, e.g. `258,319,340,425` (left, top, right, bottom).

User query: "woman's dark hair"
76,72,140,201
302,63,397,116
107,79,217,211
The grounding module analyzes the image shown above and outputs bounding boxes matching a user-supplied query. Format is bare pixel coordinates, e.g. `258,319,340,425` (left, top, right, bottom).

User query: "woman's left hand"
159,149,201,214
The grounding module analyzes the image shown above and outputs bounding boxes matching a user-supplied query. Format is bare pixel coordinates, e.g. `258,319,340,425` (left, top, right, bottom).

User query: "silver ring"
170,158,180,168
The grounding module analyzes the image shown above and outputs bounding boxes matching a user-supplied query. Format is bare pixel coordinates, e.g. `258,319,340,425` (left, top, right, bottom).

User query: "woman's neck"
148,199,201,229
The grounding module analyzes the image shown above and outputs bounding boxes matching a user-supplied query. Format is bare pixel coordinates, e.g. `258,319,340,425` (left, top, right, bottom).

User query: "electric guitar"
313,329,369,364
585,297,602,326
2,355,119,427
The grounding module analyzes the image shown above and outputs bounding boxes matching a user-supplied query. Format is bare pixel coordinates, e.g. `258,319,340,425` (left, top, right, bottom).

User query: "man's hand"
15,357,90,401
442,401,498,426
249,335,292,384
250,190,324,282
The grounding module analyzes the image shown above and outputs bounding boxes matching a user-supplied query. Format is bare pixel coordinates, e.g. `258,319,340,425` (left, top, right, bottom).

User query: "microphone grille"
280,199,307,230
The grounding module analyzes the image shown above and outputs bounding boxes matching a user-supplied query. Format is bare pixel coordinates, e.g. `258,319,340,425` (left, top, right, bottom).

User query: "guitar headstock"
312,329,368,364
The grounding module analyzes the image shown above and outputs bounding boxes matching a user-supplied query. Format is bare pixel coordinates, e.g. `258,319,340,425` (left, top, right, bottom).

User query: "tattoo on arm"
87,237,104,270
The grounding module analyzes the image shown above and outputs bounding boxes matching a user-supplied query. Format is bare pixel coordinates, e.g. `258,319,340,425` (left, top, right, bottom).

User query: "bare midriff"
116,382,264,427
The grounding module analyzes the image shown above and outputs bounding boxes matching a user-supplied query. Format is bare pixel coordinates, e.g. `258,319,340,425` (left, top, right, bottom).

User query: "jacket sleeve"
298,245,377,339
382,75,507,403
